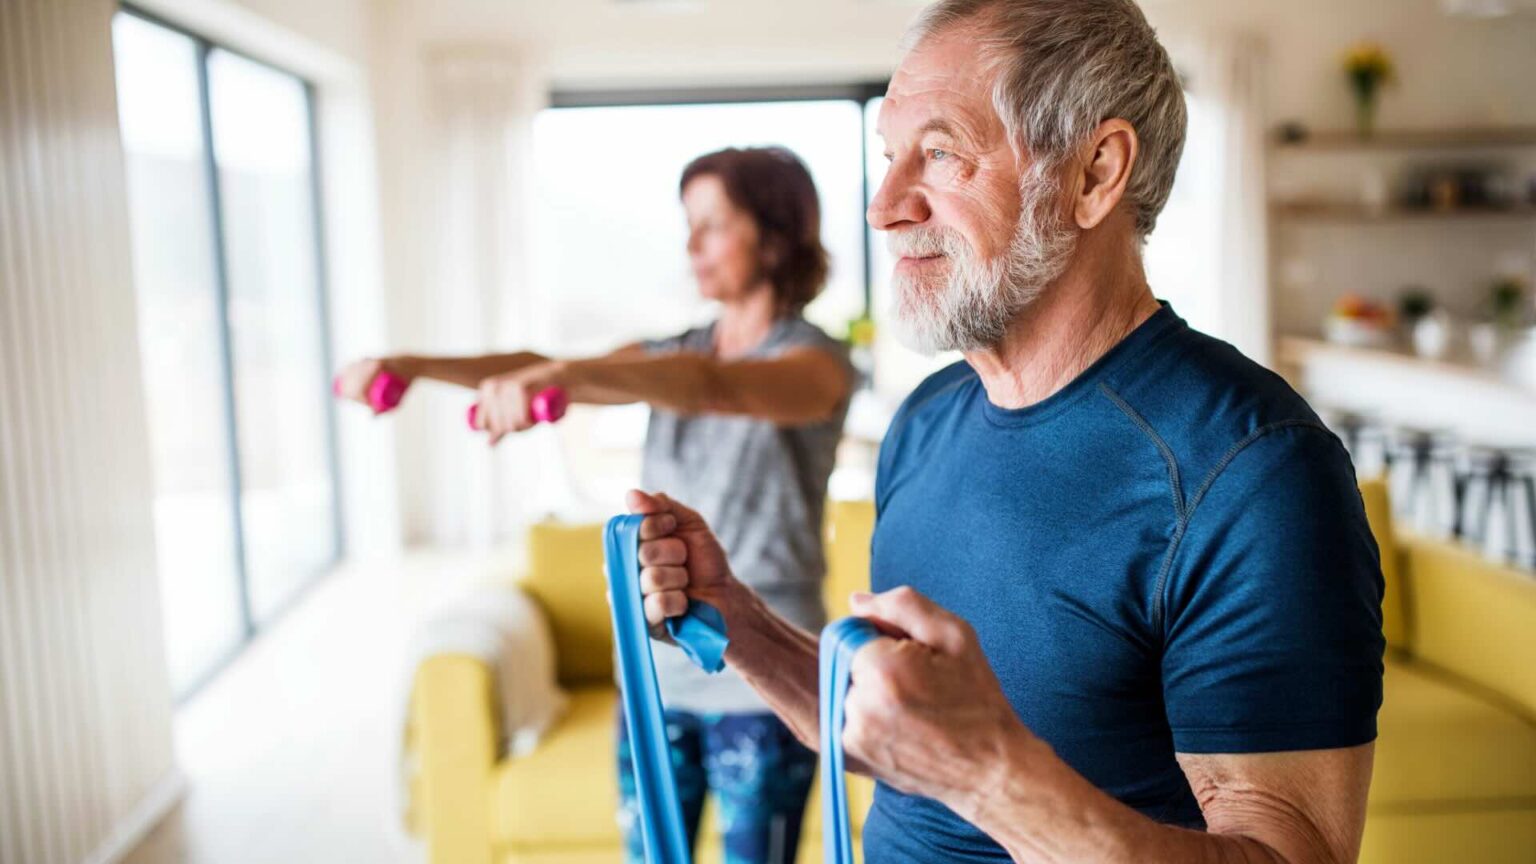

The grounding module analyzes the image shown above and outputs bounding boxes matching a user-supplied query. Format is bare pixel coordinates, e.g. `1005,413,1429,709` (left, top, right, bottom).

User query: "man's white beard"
888,172,1078,355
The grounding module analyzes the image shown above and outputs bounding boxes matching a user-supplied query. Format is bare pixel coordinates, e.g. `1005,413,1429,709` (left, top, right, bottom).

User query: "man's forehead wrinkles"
879,99,995,150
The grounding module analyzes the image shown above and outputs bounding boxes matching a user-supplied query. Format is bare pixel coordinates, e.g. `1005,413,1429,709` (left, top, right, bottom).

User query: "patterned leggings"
616,709,817,864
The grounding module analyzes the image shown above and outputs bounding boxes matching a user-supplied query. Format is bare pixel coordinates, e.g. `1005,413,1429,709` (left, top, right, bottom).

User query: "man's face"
870,28,1077,354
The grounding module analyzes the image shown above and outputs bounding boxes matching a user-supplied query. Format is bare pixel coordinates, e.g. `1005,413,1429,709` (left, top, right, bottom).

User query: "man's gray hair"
906,0,1187,238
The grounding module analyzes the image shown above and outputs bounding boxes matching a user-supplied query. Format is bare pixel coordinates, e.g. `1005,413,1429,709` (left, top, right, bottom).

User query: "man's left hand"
843,587,1035,817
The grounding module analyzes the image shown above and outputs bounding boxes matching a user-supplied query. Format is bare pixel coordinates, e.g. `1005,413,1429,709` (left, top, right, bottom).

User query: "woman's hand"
625,490,744,637
474,361,568,444
334,357,411,410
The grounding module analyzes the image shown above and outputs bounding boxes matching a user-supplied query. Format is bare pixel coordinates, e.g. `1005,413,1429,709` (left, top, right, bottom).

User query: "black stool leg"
1520,474,1536,571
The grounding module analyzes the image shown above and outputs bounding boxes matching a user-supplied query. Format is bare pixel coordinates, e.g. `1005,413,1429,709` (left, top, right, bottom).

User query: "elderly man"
628,0,1385,861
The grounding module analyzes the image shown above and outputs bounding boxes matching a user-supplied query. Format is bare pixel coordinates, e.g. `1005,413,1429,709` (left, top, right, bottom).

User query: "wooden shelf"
1271,202,1536,223
1278,336,1517,389
1272,126,1536,151
1277,336,1536,448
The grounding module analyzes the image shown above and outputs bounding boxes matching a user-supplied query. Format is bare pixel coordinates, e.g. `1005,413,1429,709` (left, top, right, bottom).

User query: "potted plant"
1470,277,1531,366
1399,287,1453,359
1344,42,1396,139
1326,294,1394,348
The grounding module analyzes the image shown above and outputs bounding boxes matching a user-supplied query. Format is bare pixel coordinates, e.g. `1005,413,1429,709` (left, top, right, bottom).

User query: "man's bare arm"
842,589,1375,864
962,739,1373,864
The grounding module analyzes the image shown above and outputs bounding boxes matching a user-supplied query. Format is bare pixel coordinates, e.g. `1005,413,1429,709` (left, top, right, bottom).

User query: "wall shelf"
1277,336,1536,448
1272,126,1536,151
1272,202,1536,223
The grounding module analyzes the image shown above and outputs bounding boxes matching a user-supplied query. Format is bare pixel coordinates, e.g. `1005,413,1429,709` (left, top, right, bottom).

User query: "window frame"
117,3,345,701
547,82,889,319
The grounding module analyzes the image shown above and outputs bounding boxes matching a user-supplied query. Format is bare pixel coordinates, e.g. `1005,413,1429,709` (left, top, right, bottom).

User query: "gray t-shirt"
641,316,851,713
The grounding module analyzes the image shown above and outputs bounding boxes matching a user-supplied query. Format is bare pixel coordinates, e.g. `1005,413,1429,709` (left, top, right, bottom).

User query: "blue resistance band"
603,515,731,864
819,616,882,864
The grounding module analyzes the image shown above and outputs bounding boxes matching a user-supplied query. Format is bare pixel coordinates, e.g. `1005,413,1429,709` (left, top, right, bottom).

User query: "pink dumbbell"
467,386,569,431
334,369,409,414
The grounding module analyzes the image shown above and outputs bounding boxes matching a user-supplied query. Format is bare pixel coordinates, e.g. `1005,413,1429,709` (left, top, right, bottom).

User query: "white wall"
363,0,1536,541
0,1,179,861
391,0,1536,127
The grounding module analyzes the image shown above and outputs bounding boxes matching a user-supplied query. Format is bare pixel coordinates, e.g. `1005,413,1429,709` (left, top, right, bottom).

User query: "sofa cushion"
1372,657,1536,808
1358,480,1409,651
1361,809,1536,864
824,499,876,620
520,522,613,685
491,684,875,856
1402,535,1536,717
493,686,621,849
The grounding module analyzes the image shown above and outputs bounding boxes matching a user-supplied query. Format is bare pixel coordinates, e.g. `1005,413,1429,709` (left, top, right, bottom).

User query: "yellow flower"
1344,41,1396,83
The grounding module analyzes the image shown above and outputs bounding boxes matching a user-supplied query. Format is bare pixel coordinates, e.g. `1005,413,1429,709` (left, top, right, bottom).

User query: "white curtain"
1208,33,1273,366
399,49,566,548
1147,31,1272,366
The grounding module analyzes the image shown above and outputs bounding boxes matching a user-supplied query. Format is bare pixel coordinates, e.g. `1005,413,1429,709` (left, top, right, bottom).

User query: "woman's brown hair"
679,146,830,315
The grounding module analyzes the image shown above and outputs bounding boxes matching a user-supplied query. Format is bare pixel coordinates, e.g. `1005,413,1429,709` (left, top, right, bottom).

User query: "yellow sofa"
1355,484,1536,864
411,491,1536,864
410,502,876,864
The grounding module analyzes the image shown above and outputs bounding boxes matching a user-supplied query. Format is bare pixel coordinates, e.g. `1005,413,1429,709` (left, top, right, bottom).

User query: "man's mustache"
887,227,971,260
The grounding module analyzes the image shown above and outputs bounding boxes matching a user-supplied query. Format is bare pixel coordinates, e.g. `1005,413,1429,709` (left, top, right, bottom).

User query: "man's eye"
929,149,949,161
882,152,894,163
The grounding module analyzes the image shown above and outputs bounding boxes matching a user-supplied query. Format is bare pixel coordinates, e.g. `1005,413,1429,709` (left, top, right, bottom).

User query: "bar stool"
1513,452,1536,570
1320,410,1389,480
1460,447,1536,569
1388,428,1459,538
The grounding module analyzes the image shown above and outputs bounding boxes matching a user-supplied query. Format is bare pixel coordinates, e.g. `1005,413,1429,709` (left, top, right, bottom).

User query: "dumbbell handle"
467,386,569,431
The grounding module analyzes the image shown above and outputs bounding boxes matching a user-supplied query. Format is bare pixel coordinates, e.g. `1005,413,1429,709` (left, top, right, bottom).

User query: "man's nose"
866,161,929,232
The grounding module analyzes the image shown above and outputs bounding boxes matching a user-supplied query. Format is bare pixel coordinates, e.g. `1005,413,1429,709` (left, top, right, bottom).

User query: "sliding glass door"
112,9,341,698
206,50,340,625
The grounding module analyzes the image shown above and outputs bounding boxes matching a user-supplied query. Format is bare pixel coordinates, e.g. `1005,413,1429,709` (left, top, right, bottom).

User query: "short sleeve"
771,319,856,384
1162,423,1385,754
641,330,689,355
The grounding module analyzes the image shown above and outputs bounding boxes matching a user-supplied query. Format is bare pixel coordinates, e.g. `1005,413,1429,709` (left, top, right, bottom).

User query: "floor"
121,548,512,864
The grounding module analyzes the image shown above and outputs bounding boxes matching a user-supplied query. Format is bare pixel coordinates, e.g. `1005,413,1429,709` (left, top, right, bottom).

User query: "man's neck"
965,245,1160,410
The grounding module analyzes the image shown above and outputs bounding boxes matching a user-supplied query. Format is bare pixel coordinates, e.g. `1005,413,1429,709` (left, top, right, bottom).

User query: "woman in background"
335,146,852,864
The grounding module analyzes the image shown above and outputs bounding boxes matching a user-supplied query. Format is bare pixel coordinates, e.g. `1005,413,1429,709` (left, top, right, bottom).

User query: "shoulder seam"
1184,419,1336,522
1098,383,1185,522
1152,419,1338,634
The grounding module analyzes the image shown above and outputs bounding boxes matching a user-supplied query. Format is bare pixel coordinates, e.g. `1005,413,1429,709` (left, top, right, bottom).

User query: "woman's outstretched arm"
471,347,851,442
334,344,645,404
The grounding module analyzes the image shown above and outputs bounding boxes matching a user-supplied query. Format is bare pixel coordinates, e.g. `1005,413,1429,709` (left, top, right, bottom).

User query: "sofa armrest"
413,654,498,864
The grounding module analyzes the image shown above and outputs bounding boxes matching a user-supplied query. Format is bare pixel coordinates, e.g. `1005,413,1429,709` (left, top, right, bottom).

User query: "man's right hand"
625,490,742,632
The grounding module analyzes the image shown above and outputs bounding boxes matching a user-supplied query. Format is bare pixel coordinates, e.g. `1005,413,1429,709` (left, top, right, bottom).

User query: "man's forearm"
716,581,824,749
395,352,549,389
967,733,1292,864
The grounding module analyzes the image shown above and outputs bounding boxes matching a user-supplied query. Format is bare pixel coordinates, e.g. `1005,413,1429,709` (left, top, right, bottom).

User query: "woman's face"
682,175,768,304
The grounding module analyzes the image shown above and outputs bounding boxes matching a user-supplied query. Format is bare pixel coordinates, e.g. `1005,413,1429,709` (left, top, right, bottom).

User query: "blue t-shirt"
861,305,1385,862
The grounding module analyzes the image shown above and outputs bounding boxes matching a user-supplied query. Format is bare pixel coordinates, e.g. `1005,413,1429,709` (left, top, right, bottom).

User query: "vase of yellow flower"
1344,42,1395,138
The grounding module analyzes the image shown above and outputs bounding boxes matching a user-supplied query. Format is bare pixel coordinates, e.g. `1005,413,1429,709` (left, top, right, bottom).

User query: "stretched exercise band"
604,514,880,863
819,616,881,864
603,515,730,863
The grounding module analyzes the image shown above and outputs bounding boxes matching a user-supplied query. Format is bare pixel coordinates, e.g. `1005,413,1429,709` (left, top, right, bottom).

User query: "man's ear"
1072,118,1139,231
